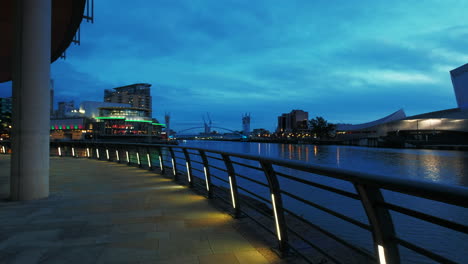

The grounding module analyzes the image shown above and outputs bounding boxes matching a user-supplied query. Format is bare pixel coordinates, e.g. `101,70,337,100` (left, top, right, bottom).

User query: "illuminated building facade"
0,97,12,139
95,107,164,136
104,83,152,117
336,63,468,147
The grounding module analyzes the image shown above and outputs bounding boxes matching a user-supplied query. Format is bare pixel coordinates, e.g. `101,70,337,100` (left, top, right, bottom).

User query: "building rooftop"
336,109,407,131
450,63,468,78
404,107,468,120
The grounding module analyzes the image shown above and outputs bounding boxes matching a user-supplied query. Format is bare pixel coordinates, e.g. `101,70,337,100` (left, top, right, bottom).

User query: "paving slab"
0,156,301,264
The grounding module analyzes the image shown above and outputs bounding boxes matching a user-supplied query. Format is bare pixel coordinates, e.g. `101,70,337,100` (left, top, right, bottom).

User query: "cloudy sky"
1,0,468,132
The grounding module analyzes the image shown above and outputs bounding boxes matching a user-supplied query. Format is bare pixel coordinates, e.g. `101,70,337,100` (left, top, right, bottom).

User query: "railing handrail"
3,140,468,263
55,141,468,208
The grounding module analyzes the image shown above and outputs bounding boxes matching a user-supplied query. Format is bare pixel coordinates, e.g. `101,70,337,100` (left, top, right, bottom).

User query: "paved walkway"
0,156,293,264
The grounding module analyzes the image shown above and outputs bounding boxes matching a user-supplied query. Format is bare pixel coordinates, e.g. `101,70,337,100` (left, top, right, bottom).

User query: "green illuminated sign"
95,117,125,120
125,119,152,123
152,123,166,127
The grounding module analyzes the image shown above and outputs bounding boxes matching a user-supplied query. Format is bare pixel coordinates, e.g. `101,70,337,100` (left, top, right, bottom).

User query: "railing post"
96,146,100,160
71,145,76,158
158,147,165,174
260,161,289,256
57,145,62,157
105,146,110,161
115,148,120,163
136,148,142,168
86,146,90,158
169,147,178,180
146,147,152,170
183,149,193,187
222,154,241,218
355,184,400,264
198,150,212,198
126,150,130,165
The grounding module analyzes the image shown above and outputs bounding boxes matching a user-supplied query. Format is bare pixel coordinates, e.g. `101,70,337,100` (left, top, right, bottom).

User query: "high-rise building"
242,113,250,135
104,83,152,117
277,109,309,133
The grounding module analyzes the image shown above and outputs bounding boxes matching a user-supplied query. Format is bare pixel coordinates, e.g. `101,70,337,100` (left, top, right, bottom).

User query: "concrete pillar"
10,0,51,200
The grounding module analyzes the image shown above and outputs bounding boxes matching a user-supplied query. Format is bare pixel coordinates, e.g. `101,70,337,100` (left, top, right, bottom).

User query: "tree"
309,116,335,139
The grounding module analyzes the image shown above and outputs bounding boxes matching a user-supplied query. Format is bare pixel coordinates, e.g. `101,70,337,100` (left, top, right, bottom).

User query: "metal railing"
2,141,467,264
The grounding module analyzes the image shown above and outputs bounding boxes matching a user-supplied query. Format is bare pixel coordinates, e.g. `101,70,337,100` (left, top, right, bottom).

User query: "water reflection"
419,154,441,182
180,140,468,263
180,140,468,187
336,147,340,166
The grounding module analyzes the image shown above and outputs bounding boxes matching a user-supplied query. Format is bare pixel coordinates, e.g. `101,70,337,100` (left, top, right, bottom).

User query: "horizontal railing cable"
275,171,360,200
205,154,223,161
210,174,229,184
281,189,370,230
208,164,227,172
230,160,263,171
380,202,468,234
237,185,271,204
394,236,457,264
234,172,269,188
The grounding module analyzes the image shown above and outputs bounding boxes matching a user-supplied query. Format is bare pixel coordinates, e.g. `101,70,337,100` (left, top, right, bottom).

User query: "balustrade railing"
1,141,467,264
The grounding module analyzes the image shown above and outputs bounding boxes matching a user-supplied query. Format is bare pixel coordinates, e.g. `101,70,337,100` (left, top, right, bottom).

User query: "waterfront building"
94,106,164,136
50,117,92,140
0,97,12,139
277,109,309,133
336,63,468,147
252,128,270,137
79,101,131,118
104,83,152,117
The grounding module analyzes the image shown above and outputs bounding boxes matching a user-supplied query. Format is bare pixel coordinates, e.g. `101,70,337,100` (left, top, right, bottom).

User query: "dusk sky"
1,0,468,132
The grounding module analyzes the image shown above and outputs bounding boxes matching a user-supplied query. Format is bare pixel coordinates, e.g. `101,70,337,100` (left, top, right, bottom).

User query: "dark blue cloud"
4,0,466,132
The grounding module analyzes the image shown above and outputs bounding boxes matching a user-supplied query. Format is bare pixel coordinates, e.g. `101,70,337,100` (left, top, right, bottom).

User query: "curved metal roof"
336,109,407,131
0,0,86,83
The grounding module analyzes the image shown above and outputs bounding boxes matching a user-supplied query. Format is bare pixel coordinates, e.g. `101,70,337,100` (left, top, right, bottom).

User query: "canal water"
178,140,468,263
